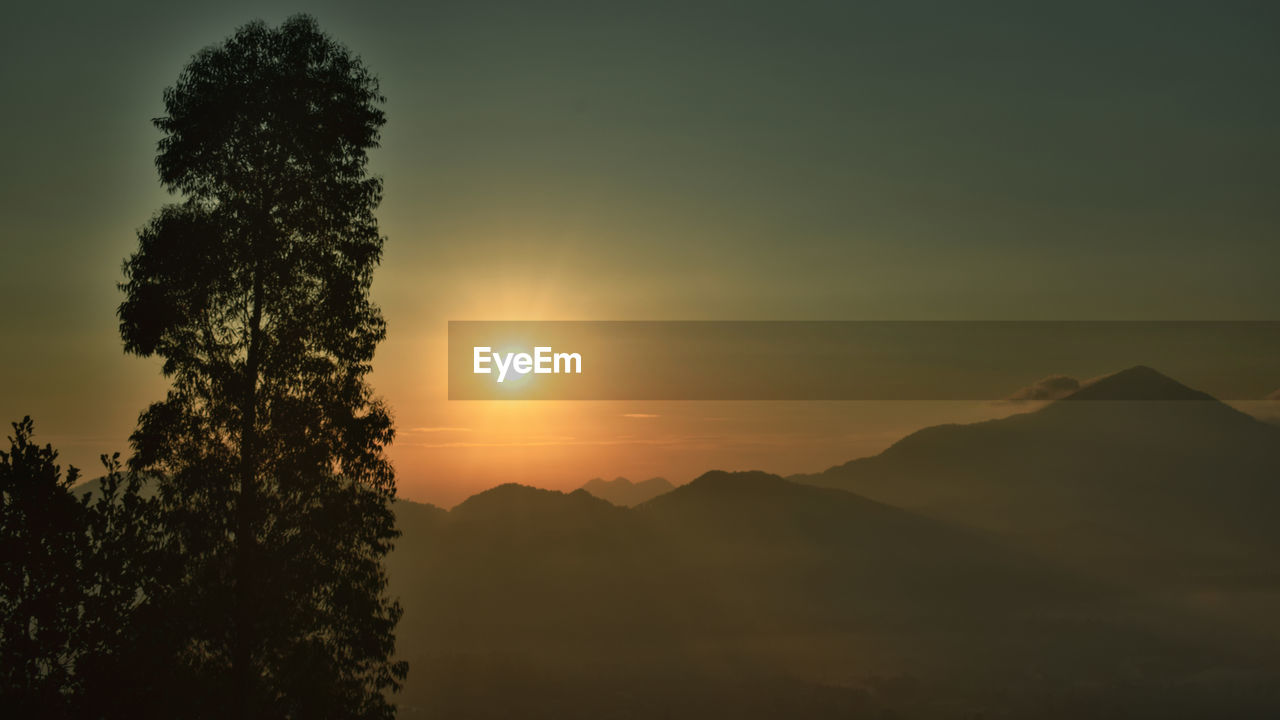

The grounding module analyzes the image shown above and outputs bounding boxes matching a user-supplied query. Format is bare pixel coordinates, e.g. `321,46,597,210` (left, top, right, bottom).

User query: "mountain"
387,469,1280,718
634,471,1084,627
1061,364,1219,402
580,475,674,506
791,366,1280,583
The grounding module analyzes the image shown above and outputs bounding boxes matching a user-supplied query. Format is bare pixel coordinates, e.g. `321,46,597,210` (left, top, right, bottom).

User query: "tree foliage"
0,419,163,719
0,418,85,716
118,14,404,718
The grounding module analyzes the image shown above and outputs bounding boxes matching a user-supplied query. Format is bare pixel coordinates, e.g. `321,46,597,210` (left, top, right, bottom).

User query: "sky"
2,1,1279,505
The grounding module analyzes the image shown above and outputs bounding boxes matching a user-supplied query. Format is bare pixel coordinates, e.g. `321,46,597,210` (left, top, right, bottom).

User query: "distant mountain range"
790,365,1280,582
390,473,1105,718
580,475,674,506
387,367,1280,718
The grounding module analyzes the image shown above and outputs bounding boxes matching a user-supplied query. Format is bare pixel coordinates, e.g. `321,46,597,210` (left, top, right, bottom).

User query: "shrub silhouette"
1,418,164,719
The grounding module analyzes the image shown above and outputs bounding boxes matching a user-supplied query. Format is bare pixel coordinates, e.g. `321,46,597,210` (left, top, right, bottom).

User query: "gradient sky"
3,1,1278,505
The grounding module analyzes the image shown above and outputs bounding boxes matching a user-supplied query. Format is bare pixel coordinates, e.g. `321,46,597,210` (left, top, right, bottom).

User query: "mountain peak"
452,483,612,515
1062,366,1217,402
658,470,793,500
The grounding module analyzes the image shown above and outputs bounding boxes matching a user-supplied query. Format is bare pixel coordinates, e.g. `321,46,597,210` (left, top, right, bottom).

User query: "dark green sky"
2,1,1278,500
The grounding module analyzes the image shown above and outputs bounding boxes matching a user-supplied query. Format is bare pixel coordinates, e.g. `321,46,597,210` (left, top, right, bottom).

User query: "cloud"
621,413,660,419
1006,375,1081,402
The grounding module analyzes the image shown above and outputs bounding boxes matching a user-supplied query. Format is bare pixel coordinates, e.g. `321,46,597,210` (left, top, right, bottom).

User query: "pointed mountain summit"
1064,365,1218,402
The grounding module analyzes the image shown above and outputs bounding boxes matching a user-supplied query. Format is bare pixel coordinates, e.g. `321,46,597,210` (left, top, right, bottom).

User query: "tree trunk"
235,269,264,718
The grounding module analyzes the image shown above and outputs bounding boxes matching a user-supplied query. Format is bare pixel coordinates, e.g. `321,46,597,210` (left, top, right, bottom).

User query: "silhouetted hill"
392,497,447,531
1062,364,1219,402
636,471,1089,626
642,469,787,504
386,465,1280,718
453,483,618,521
580,476,674,506
792,366,1280,583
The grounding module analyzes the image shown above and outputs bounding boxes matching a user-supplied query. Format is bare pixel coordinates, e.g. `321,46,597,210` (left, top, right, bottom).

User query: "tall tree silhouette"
118,15,405,718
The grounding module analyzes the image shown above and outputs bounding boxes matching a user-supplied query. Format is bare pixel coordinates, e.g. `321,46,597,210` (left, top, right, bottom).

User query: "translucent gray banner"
447,321,1280,401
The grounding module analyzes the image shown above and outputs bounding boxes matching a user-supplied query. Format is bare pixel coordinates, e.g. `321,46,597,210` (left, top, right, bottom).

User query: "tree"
0,419,163,719
75,454,176,719
118,15,405,718
0,418,85,718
